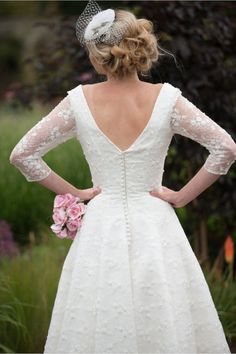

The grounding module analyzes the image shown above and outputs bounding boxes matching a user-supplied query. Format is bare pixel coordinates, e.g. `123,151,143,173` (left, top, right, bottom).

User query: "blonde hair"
85,9,163,79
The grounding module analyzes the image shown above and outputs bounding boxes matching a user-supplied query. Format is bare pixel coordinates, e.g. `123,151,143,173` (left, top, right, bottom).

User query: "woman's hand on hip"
149,186,186,208
77,186,102,201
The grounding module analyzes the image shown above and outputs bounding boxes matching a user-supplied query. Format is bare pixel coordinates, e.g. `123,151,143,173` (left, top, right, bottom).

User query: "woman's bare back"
82,81,163,152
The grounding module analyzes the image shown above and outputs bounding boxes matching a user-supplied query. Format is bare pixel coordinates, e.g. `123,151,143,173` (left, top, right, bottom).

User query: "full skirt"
43,194,231,354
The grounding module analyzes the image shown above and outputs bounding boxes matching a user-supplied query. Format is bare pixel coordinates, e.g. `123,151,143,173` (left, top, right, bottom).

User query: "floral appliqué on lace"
170,95,236,175
9,96,77,181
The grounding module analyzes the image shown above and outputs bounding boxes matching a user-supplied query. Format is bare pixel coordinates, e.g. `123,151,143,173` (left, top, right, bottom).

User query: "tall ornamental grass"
0,234,71,353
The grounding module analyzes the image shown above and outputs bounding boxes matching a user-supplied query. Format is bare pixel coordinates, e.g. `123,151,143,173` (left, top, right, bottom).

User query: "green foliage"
205,269,236,345
0,234,71,353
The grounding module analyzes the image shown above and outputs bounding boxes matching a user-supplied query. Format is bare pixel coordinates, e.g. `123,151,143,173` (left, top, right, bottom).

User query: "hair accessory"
76,0,129,47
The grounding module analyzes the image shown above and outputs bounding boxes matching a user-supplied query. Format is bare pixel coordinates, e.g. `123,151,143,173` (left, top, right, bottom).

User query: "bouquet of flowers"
50,193,87,240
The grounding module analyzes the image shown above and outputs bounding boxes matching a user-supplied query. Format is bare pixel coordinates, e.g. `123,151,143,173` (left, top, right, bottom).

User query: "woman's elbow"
9,149,27,166
226,141,236,162
9,149,19,165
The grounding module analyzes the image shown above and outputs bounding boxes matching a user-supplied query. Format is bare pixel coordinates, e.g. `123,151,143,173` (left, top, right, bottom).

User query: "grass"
205,269,236,348
0,234,71,353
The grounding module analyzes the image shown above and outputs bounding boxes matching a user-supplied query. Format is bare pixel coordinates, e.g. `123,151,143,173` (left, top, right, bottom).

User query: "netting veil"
75,0,130,47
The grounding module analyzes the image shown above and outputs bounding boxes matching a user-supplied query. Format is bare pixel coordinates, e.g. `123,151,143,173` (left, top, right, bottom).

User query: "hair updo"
85,9,162,80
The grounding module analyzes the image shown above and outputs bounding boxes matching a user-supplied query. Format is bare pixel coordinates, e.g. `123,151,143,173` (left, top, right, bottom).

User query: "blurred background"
0,1,236,352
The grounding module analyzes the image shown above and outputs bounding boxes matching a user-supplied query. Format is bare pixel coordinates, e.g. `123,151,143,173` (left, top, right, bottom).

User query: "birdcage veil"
75,0,130,47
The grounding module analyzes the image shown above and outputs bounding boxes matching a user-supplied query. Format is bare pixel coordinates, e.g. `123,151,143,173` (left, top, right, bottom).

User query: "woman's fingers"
92,186,102,197
149,186,177,204
78,186,102,201
149,186,165,198
149,187,186,208
87,186,101,200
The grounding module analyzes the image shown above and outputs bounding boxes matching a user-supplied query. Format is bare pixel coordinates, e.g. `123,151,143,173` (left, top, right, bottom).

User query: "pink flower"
52,207,67,225
67,229,77,240
57,227,68,239
50,223,63,234
67,205,80,220
64,193,79,207
67,203,87,220
50,193,86,241
67,219,80,232
77,203,87,215
54,195,67,208
54,193,79,208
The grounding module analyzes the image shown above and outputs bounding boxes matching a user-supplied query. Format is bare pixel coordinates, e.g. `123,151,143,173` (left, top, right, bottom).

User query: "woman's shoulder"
164,82,183,96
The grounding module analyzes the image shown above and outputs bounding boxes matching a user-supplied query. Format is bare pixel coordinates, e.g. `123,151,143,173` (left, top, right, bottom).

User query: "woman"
9,0,236,353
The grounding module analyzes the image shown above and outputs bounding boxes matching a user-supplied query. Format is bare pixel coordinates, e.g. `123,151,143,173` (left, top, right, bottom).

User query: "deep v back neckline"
79,82,167,154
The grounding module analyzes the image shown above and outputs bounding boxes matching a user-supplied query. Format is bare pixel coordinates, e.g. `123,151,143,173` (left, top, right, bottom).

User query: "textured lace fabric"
9,96,77,181
170,94,236,174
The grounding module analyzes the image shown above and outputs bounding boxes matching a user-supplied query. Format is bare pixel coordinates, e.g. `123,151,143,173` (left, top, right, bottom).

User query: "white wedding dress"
9,82,236,353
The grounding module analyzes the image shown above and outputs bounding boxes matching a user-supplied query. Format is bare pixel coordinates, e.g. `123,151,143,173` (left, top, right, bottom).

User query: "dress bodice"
67,83,180,199
9,81,236,200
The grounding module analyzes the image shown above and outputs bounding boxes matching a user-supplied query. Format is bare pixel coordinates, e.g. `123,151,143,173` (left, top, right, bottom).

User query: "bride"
9,0,236,353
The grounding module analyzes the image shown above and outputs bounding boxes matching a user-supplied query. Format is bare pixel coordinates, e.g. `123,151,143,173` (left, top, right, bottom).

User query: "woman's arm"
174,165,222,207
9,95,101,200
150,93,236,207
36,170,101,201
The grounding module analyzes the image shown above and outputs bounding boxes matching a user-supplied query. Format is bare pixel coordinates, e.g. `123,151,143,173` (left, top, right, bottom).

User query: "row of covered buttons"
120,153,131,249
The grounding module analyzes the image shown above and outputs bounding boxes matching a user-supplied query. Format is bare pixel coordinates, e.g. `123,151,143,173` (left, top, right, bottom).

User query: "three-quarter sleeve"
170,93,236,175
9,96,77,182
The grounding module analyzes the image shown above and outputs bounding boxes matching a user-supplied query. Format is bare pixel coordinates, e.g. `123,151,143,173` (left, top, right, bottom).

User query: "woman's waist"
86,188,171,210
91,184,162,198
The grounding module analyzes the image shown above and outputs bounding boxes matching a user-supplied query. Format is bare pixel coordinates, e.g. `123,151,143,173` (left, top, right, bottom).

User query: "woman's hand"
77,186,102,202
149,186,186,208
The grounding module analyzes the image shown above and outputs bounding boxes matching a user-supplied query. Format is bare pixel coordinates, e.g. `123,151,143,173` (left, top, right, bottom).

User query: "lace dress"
9,82,236,353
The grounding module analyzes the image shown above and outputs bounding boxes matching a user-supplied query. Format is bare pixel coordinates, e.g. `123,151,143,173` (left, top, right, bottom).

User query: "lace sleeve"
9,96,77,182
170,94,236,175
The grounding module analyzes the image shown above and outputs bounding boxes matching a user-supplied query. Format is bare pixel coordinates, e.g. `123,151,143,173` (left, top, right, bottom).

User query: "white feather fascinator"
76,0,129,47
